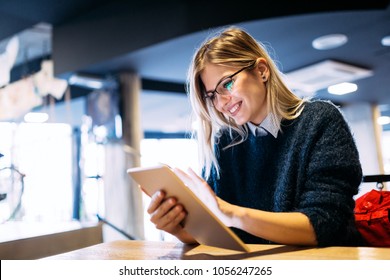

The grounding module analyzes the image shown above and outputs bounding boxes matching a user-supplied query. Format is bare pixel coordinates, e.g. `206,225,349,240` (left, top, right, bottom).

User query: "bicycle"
0,165,25,224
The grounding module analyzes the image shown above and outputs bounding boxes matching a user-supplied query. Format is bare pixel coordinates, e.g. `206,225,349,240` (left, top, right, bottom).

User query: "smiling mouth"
229,102,241,115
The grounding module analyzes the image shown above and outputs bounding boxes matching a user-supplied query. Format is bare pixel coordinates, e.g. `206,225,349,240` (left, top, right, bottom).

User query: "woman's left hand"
173,167,236,227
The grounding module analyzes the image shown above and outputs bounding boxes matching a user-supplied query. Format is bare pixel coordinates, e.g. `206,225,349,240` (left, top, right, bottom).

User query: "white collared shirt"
247,114,279,138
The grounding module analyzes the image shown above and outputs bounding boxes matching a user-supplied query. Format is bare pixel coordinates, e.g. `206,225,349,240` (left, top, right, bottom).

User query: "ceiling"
1,0,390,132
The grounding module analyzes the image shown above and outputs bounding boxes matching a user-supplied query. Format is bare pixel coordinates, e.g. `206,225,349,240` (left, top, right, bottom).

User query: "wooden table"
44,240,390,260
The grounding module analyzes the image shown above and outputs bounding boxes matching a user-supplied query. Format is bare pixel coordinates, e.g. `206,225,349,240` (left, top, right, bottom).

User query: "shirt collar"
247,113,279,138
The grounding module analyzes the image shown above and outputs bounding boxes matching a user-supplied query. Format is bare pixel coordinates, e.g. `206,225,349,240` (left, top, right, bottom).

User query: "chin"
232,118,247,126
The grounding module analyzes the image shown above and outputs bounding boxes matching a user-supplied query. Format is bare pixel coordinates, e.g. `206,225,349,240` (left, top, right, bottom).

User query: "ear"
255,57,269,82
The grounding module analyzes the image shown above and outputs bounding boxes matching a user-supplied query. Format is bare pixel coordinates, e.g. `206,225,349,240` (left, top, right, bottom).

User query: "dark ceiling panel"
1,0,390,111
51,1,390,75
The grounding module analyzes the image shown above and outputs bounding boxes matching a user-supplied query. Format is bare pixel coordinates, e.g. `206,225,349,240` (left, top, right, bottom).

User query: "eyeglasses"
203,61,256,106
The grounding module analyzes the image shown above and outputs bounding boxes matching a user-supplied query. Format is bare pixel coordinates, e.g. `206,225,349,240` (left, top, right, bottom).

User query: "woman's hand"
146,190,196,243
147,190,186,235
173,167,237,227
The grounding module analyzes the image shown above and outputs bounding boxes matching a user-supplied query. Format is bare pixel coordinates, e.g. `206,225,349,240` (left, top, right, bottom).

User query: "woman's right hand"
147,190,196,243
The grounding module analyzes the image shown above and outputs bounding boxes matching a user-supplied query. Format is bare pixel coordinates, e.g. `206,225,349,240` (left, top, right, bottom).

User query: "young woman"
147,26,365,247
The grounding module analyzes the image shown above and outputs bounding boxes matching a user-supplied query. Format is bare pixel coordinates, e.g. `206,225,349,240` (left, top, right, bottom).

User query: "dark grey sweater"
207,100,365,246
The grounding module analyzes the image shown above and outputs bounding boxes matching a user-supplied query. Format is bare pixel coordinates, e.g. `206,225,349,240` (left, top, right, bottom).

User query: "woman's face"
200,60,269,126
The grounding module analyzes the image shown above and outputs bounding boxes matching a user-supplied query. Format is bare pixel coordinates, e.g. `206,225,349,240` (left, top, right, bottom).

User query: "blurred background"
0,0,389,258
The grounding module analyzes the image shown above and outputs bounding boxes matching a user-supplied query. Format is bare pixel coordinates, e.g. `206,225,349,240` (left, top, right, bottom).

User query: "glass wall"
0,122,73,223
382,131,390,174
140,138,198,241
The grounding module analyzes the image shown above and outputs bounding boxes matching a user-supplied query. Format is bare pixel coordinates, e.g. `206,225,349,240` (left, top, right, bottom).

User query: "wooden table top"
44,240,390,260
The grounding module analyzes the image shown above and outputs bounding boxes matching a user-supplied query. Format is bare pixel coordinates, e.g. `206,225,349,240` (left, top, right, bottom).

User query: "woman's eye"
223,79,234,92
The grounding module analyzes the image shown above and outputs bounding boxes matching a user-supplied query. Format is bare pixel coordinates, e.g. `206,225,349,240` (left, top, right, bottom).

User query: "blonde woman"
147,27,365,247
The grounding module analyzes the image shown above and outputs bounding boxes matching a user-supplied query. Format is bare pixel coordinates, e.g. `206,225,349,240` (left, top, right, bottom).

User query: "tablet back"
127,165,249,252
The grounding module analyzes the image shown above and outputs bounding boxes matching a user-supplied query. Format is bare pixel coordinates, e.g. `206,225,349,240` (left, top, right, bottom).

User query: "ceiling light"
24,112,49,123
312,34,348,50
328,82,357,95
377,116,390,125
381,35,390,46
69,74,104,89
69,74,117,90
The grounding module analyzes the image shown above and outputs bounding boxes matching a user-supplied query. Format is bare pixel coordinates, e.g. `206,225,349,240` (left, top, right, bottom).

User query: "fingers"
173,168,193,187
154,203,186,231
187,168,202,181
147,191,186,234
174,168,216,203
174,167,202,184
187,168,214,192
147,190,165,215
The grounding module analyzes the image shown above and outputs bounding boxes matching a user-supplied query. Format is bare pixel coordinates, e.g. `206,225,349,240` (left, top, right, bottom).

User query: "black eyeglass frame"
203,61,256,105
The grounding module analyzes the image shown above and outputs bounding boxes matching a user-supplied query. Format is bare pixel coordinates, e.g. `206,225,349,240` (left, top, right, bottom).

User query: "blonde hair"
187,26,305,179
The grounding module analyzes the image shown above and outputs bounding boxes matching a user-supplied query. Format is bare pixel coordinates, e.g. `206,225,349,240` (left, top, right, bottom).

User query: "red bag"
354,189,390,247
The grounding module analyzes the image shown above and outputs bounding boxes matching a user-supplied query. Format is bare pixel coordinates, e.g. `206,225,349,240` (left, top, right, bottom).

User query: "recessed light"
24,112,49,123
377,116,390,125
69,74,104,89
312,34,348,50
328,82,357,95
381,35,390,46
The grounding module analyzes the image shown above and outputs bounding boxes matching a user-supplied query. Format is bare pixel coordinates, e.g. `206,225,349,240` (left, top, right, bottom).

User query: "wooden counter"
44,240,390,260
0,221,103,259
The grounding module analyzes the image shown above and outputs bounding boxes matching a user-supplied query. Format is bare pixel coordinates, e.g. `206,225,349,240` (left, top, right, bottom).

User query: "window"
0,122,73,223
382,130,390,174
140,138,198,241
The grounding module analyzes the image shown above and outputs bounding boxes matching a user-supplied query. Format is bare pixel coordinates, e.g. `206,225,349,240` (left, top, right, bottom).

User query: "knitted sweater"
207,100,365,246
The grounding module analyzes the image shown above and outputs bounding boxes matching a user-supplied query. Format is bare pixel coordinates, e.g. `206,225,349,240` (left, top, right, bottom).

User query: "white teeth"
229,104,240,114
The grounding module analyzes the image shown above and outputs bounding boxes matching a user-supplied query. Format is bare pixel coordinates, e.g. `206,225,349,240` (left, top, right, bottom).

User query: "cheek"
245,82,265,100
212,104,227,120
244,84,267,113
242,74,264,94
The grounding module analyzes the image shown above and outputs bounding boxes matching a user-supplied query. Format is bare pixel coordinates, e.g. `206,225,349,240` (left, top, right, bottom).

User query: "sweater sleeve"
296,102,363,246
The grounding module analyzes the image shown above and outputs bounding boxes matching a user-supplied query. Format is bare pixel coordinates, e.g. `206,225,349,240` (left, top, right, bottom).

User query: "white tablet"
127,164,250,252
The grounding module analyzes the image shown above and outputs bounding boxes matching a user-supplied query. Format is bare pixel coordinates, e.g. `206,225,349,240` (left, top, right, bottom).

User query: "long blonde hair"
187,26,305,179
